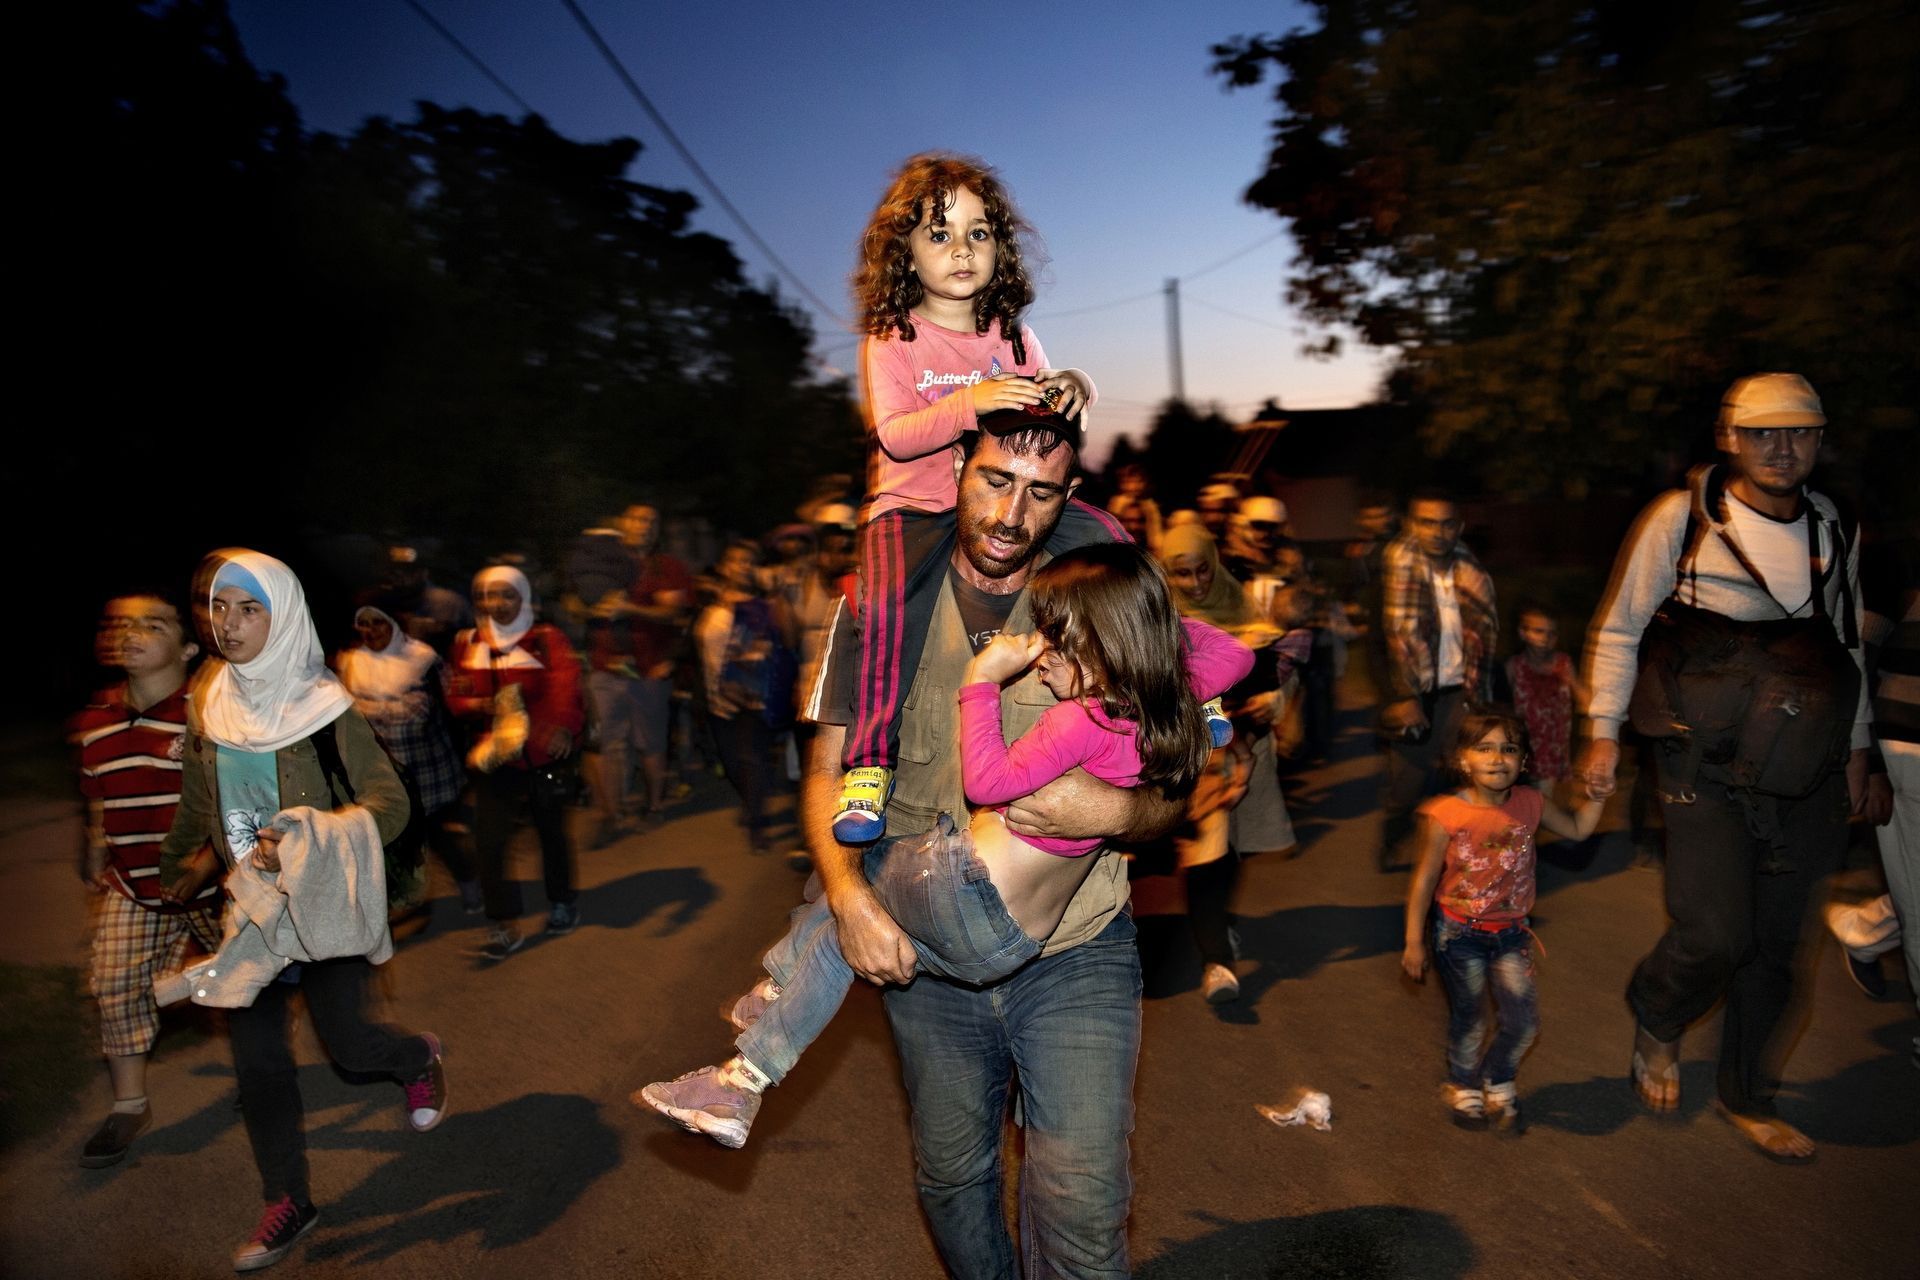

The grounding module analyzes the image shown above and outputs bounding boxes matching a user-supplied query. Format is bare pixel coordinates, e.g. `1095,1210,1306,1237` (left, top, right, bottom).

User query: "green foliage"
60,1,860,568
1215,0,1919,497
1138,401,1241,507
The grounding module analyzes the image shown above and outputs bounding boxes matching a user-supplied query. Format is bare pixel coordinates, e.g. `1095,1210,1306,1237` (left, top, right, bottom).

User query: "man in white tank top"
1583,372,1871,1163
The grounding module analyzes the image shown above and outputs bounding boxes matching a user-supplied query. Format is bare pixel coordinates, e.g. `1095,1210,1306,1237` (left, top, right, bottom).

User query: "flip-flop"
1714,1101,1815,1164
1629,1048,1680,1112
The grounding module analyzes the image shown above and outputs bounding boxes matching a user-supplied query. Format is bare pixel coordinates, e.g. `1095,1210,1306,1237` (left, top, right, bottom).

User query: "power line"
401,0,536,116
1185,294,1296,334
1031,230,1285,323
557,0,847,329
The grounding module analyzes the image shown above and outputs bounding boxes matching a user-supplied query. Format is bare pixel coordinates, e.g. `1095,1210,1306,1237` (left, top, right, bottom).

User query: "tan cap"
1241,495,1288,525
1721,373,1826,429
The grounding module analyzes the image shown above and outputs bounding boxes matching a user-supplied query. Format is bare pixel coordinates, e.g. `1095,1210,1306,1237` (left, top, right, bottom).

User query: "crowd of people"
61,136,1913,1280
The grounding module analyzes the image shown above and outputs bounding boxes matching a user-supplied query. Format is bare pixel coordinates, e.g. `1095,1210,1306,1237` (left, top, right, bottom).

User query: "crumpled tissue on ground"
1256,1088,1333,1132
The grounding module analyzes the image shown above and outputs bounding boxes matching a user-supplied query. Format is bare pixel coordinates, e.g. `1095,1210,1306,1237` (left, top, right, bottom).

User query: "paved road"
1,701,1913,1279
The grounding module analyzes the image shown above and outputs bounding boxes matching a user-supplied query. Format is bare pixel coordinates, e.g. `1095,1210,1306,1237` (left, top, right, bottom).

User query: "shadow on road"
307,1091,619,1263
1139,1205,1474,1279
1136,903,1402,1015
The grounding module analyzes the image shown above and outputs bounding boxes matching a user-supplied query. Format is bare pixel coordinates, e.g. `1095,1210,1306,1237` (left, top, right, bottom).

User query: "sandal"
1629,1027,1680,1112
1714,1100,1815,1164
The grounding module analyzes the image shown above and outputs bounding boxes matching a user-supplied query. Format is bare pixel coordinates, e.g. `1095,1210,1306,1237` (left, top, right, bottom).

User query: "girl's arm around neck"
1181,617,1256,697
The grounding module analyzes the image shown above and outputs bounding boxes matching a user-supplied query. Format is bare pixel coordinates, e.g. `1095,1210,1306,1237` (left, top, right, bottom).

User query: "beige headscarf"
1159,524,1252,630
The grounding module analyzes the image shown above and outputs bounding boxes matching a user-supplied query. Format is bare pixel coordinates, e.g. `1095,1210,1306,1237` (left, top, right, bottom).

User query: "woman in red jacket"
448,565,585,960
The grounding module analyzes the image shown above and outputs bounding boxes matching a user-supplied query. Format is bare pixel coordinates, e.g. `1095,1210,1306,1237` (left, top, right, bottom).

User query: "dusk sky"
229,0,1388,466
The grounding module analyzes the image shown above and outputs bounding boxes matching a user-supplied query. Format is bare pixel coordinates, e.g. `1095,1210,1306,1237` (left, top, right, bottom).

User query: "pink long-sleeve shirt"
862,317,1093,519
958,618,1254,856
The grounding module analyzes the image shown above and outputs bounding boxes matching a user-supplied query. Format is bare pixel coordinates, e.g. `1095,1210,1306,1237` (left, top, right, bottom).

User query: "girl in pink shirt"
639,543,1250,1148
1401,709,1602,1132
835,153,1126,846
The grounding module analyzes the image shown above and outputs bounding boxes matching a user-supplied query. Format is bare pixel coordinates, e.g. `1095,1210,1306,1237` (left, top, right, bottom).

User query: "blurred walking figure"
1583,373,1869,1161
338,606,477,912
619,504,695,824
448,566,585,958
73,589,223,1168
1106,462,1165,556
696,541,792,852
155,551,444,1272
1377,490,1499,871
379,544,472,658
1505,605,1592,788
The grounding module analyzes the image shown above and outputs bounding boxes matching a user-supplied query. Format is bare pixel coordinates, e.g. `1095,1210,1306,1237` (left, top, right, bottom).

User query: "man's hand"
160,847,219,904
81,845,111,893
1580,738,1622,801
826,884,917,986
1845,748,1870,816
1864,772,1894,826
1003,767,1181,843
965,632,1043,686
548,727,574,760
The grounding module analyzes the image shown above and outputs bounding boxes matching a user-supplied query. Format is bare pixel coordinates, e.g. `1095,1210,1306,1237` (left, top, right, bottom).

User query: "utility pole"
1164,277,1185,405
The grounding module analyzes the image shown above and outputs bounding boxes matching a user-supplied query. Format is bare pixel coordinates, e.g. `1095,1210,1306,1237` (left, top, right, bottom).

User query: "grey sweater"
154,804,392,1009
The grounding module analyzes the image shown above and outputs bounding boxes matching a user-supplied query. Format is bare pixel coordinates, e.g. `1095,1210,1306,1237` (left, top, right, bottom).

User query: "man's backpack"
1627,465,1860,800
312,717,429,910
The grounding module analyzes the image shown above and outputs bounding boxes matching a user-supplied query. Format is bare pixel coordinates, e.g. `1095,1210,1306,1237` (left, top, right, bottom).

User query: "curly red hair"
852,153,1037,362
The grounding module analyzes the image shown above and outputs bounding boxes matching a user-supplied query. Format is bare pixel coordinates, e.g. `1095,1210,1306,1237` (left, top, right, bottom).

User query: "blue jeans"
1432,915,1539,1088
886,909,1141,1280
736,814,1044,1084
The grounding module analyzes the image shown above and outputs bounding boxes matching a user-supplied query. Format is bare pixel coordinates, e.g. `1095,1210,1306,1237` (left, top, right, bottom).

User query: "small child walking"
833,153,1129,845
638,543,1252,1147
1401,709,1602,1131
1503,605,1590,785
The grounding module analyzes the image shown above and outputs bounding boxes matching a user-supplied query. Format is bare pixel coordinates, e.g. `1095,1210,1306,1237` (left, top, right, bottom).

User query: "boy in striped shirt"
74,590,223,1168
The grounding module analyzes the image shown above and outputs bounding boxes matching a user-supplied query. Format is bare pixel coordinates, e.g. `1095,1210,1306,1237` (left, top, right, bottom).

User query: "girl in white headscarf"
156,549,447,1271
446,564,586,958
339,606,477,912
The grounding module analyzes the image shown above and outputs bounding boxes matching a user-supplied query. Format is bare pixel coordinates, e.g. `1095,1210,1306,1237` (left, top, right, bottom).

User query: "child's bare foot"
1629,1024,1680,1111
1714,1101,1815,1163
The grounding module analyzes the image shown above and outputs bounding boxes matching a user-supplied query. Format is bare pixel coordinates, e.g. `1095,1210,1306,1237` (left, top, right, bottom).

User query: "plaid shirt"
1380,534,1498,699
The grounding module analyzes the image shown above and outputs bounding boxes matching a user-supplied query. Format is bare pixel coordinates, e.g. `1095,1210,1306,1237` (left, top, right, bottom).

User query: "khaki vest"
890,571,1129,957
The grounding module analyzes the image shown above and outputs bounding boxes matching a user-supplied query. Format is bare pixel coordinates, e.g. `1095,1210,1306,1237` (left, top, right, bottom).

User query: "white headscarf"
197,549,353,753
472,565,535,652
341,606,438,702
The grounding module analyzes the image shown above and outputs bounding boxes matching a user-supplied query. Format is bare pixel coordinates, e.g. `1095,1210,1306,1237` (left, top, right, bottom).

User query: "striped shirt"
74,685,220,913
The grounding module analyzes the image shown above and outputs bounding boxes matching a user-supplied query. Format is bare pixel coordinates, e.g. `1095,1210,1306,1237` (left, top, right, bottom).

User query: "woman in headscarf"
338,606,478,913
1158,524,1295,1003
446,565,585,960
157,550,446,1273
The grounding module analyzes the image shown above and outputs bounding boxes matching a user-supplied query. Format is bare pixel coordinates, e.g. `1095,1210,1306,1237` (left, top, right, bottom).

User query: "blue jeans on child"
1432,914,1539,1087
735,813,1043,1084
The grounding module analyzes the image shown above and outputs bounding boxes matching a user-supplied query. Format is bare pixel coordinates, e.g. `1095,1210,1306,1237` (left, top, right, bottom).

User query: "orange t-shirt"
1420,786,1544,923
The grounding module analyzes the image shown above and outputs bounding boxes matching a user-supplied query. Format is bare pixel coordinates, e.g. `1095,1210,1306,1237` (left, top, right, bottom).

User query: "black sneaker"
545,902,581,937
79,1105,151,1168
232,1196,318,1272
